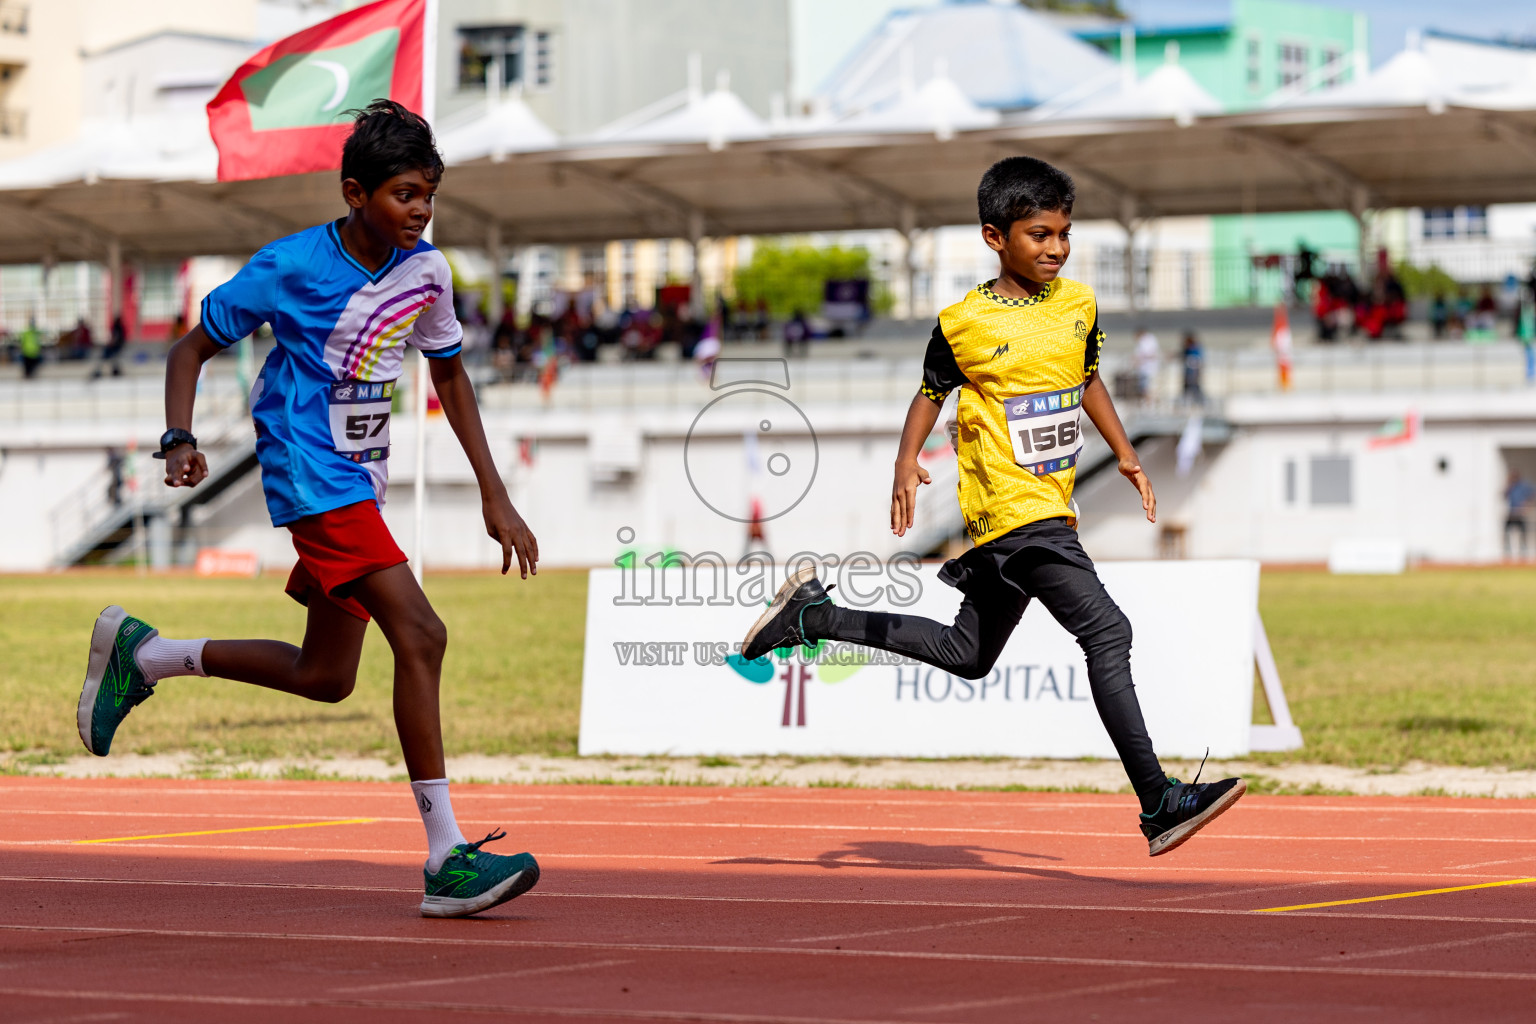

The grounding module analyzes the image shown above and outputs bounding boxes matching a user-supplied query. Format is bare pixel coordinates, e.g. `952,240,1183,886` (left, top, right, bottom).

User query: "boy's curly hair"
977,156,1075,234
341,99,444,193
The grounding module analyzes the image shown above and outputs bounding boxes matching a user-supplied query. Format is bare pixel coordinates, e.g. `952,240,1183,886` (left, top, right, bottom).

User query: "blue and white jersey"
200,221,463,526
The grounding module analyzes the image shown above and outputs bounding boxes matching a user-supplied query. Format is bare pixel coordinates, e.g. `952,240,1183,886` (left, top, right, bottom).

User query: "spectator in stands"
1471,286,1499,335
490,308,517,381
1505,471,1535,560
68,318,94,361
783,309,810,357
106,449,125,508
1357,250,1406,341
93,315,126,379
1430,293,1450,339
1313,264,1355,342
1133,325,1160,401
1294,239,1318,305
18,319,42,379
1180,330,1203,405
753,297,770,340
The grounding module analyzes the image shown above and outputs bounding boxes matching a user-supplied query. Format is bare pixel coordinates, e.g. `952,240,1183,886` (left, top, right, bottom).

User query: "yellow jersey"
920,277,1105,546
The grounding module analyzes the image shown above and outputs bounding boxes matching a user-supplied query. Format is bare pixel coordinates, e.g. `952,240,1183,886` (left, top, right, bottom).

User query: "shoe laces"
461,828,507,856
1191,747,1209,787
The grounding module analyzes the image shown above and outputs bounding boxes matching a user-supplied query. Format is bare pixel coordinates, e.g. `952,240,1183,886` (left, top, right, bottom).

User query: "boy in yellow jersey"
742,157,1245,856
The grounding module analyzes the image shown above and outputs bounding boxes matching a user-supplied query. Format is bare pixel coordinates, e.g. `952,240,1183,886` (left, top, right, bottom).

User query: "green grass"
2,570,586,761
1253,569,1536,768
6,567,1536,770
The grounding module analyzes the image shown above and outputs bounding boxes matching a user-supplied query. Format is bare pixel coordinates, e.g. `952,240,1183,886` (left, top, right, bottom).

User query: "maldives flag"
208,0,425,182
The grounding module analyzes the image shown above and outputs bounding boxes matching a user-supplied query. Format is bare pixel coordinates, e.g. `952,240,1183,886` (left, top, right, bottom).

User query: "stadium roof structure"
0,67,1534,265
0,99,1529,264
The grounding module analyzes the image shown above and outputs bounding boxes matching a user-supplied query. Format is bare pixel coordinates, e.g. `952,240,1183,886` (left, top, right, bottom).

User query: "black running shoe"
1140,761,1246,857
741,566,833,661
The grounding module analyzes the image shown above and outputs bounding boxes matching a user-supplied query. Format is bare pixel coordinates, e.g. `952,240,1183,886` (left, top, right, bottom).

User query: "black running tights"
802,557,1168,809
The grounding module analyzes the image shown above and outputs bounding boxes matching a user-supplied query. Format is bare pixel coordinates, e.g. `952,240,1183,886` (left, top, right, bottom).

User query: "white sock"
133,637,209,681
412,778,468,873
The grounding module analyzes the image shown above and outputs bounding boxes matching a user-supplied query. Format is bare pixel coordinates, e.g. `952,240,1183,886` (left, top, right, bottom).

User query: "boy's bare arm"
1081,372,1156,524
891,392,943,537
427,354,539,578
162,325,223,489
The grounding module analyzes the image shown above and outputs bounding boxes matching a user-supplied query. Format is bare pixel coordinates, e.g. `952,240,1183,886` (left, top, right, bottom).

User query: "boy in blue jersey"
76,101,540,918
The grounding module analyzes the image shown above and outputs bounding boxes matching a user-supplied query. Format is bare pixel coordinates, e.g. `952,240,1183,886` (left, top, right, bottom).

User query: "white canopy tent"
1031,47,1223,128
436,92,558,165
830,62,1000,141
0,111,217,189
593,61,770,152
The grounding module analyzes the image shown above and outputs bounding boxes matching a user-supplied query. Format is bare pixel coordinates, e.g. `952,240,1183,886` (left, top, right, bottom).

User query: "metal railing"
47,407,256,566
0,371,248,425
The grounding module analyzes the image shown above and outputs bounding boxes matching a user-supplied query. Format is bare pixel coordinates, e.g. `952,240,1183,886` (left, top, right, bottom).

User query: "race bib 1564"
328,378,395,464
1003,383,1083,476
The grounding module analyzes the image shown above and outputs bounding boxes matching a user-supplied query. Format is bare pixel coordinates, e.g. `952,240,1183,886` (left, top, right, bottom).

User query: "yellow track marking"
1258,877,1536,912
74,818,377,845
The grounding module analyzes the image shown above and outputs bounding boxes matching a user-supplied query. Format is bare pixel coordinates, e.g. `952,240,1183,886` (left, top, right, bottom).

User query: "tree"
1018,0,1126,17
733,243,875,317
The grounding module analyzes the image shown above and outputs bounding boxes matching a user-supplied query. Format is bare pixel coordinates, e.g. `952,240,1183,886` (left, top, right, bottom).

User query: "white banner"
579,560,1260,759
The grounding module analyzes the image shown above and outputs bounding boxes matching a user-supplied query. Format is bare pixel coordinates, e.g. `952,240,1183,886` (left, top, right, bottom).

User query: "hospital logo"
725,642,868,728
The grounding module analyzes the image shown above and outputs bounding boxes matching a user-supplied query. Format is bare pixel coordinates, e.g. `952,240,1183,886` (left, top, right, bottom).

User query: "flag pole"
412,0,438,585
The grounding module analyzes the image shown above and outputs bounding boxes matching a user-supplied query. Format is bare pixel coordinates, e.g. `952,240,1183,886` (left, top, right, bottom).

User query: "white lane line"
0,875,417,893
905,977,1171,1014
8,810,418,822
4,885,1536,928
5,928,1536,983
1150,880,1344,903
0,987,1017,1024
1325,931,1533,962
7,785,1536,816
331,957,634,994
10,808,1536,845
11,847,1534,884
1447,857,1536,871
787,915,1027,944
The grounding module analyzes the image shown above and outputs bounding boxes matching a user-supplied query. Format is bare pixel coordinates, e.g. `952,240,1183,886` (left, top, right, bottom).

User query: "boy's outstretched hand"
1119,456,1157,524
163,445,208,488
890,458,932,537
484,492,539,578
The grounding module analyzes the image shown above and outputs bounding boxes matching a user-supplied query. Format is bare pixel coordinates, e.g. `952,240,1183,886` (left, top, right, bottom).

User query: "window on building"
533,31,553,89
620,240,637,308
1246,35,1262,91
458,25,524,90
1422,207,1456,240
1309,455,1352,506
1278,41,1309,89
1320,46,1344,88
1464,205,1489,238
580,245,606,286
1422,206,1490,240
1284,459,1297,504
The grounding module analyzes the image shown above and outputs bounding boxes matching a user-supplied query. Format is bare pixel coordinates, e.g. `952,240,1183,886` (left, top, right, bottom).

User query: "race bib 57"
1003,383,1083,476
328,378,395,464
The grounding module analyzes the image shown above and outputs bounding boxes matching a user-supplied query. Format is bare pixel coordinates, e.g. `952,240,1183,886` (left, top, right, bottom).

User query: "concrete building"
0,0,352,161
435,0,790,136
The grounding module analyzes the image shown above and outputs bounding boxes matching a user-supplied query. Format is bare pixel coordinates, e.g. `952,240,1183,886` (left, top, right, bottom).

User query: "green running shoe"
420,829,540,919
77,605,159,756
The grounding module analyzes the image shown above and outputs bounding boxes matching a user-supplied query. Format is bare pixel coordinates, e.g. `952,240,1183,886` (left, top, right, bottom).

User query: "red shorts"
285,500,407,622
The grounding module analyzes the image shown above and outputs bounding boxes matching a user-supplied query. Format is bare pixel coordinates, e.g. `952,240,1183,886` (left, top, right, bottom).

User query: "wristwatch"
152,427,198,460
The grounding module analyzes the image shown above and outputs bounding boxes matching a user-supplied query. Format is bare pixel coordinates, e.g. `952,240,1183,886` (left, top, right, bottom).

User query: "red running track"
3,777,1536,1023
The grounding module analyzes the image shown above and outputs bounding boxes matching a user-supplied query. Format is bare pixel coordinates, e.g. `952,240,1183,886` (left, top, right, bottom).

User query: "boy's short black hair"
977,156,1075,233
341,99,444,193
